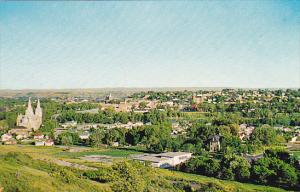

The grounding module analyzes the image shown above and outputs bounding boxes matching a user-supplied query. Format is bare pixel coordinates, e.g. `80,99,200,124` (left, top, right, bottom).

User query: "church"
17,98,42,131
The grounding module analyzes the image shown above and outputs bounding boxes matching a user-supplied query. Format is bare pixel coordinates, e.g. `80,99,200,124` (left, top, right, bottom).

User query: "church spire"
28,97,32,108
25,97,34,116
37,99,41,109
35,98,42,117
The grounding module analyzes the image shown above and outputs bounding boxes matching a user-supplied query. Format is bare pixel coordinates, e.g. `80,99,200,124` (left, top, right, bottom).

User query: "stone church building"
17,98,42,131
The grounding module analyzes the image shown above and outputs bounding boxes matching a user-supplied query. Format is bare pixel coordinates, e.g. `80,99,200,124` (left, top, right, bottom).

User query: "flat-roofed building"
131,152,192,168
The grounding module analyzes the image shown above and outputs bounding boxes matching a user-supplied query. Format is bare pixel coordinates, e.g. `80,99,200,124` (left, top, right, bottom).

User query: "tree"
0,120,9,135
250,124,276,145
220,151,251,181
252,157,298,188
5,112,17,128
40,120,57,135
205,158,221,177
183,156,220,178
142,124,172,152
90,128,105,147
251,157,275,184
56,132,80,146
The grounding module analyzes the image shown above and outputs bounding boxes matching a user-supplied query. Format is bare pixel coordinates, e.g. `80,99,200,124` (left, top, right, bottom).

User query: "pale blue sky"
0,1,299,89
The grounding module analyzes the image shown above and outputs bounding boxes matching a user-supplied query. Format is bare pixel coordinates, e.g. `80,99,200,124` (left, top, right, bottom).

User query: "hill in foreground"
0,145,288,192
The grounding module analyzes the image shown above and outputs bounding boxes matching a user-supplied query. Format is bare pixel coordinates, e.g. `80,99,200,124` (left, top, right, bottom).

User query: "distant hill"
0,87,297,98
0,87,222,98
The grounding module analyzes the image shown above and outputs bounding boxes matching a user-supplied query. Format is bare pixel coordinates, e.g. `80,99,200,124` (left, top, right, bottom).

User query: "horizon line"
0,86,299,91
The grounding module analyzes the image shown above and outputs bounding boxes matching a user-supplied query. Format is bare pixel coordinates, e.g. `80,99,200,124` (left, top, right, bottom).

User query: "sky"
0,1,299,89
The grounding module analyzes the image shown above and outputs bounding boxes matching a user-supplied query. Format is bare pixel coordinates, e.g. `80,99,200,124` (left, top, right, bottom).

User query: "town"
0,88,299,191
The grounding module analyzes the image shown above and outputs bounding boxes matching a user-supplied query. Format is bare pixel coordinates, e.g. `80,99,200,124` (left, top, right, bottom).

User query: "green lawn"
55,147,143,159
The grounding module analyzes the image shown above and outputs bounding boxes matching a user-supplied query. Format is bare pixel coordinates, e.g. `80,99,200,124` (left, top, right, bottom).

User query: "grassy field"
162,170,288,192
0,145,290,192
55,148,142,159
0,152,110,192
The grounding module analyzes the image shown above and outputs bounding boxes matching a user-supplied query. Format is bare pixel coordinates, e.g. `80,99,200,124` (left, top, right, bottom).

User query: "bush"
111,161,146,192
51,167,78,184
83,168,113,183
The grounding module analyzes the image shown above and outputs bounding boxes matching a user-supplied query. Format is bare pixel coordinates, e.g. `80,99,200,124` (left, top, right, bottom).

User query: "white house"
79,132,90,140
112,142,119,147
16,134,28,140
61,121,77,128
34,134,44,140
44,139,54,146
131,152,192,168
4,139,17,145
35,141,45,146
1,134,12,142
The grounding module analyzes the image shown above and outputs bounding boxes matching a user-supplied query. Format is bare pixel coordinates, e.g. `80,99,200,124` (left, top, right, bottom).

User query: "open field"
0,145,290,192
55,147,143,159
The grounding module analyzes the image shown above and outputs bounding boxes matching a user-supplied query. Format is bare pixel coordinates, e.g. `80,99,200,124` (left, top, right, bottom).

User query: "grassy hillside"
0,145,289,192
0,153,110,192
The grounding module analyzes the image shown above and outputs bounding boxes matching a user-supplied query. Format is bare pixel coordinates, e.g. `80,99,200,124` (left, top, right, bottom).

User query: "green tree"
5,112,17,128
90,128,105,147
56,132,80,146
252,157,298,188
220,151,251,181
40,120,57,135
250,124,276,145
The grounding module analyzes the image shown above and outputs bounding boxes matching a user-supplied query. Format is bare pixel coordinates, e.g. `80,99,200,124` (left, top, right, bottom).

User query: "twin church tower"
17,98,43,131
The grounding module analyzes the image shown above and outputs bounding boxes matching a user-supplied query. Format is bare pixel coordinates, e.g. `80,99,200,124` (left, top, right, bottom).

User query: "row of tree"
179,148,300,190
57,109,181,125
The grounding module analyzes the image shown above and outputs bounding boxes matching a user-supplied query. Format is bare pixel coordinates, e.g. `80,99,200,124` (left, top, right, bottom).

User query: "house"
290,136,298,143
79,132,90,140
61,121,77,128
161,101,174,107
131,152,192,168
44,139,54,146
112,142,119,147
239,124,255,140
1,134,13,142
16,133,29,140
34,134,44,140
283,127,292,132
35,141,45,146
8,127,30,135
133,122,144,127
115,102,131,112
4,139,17,145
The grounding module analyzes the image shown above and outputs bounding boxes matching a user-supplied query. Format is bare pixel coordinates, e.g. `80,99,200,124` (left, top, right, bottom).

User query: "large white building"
17,98,42,131
131,152,192,168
